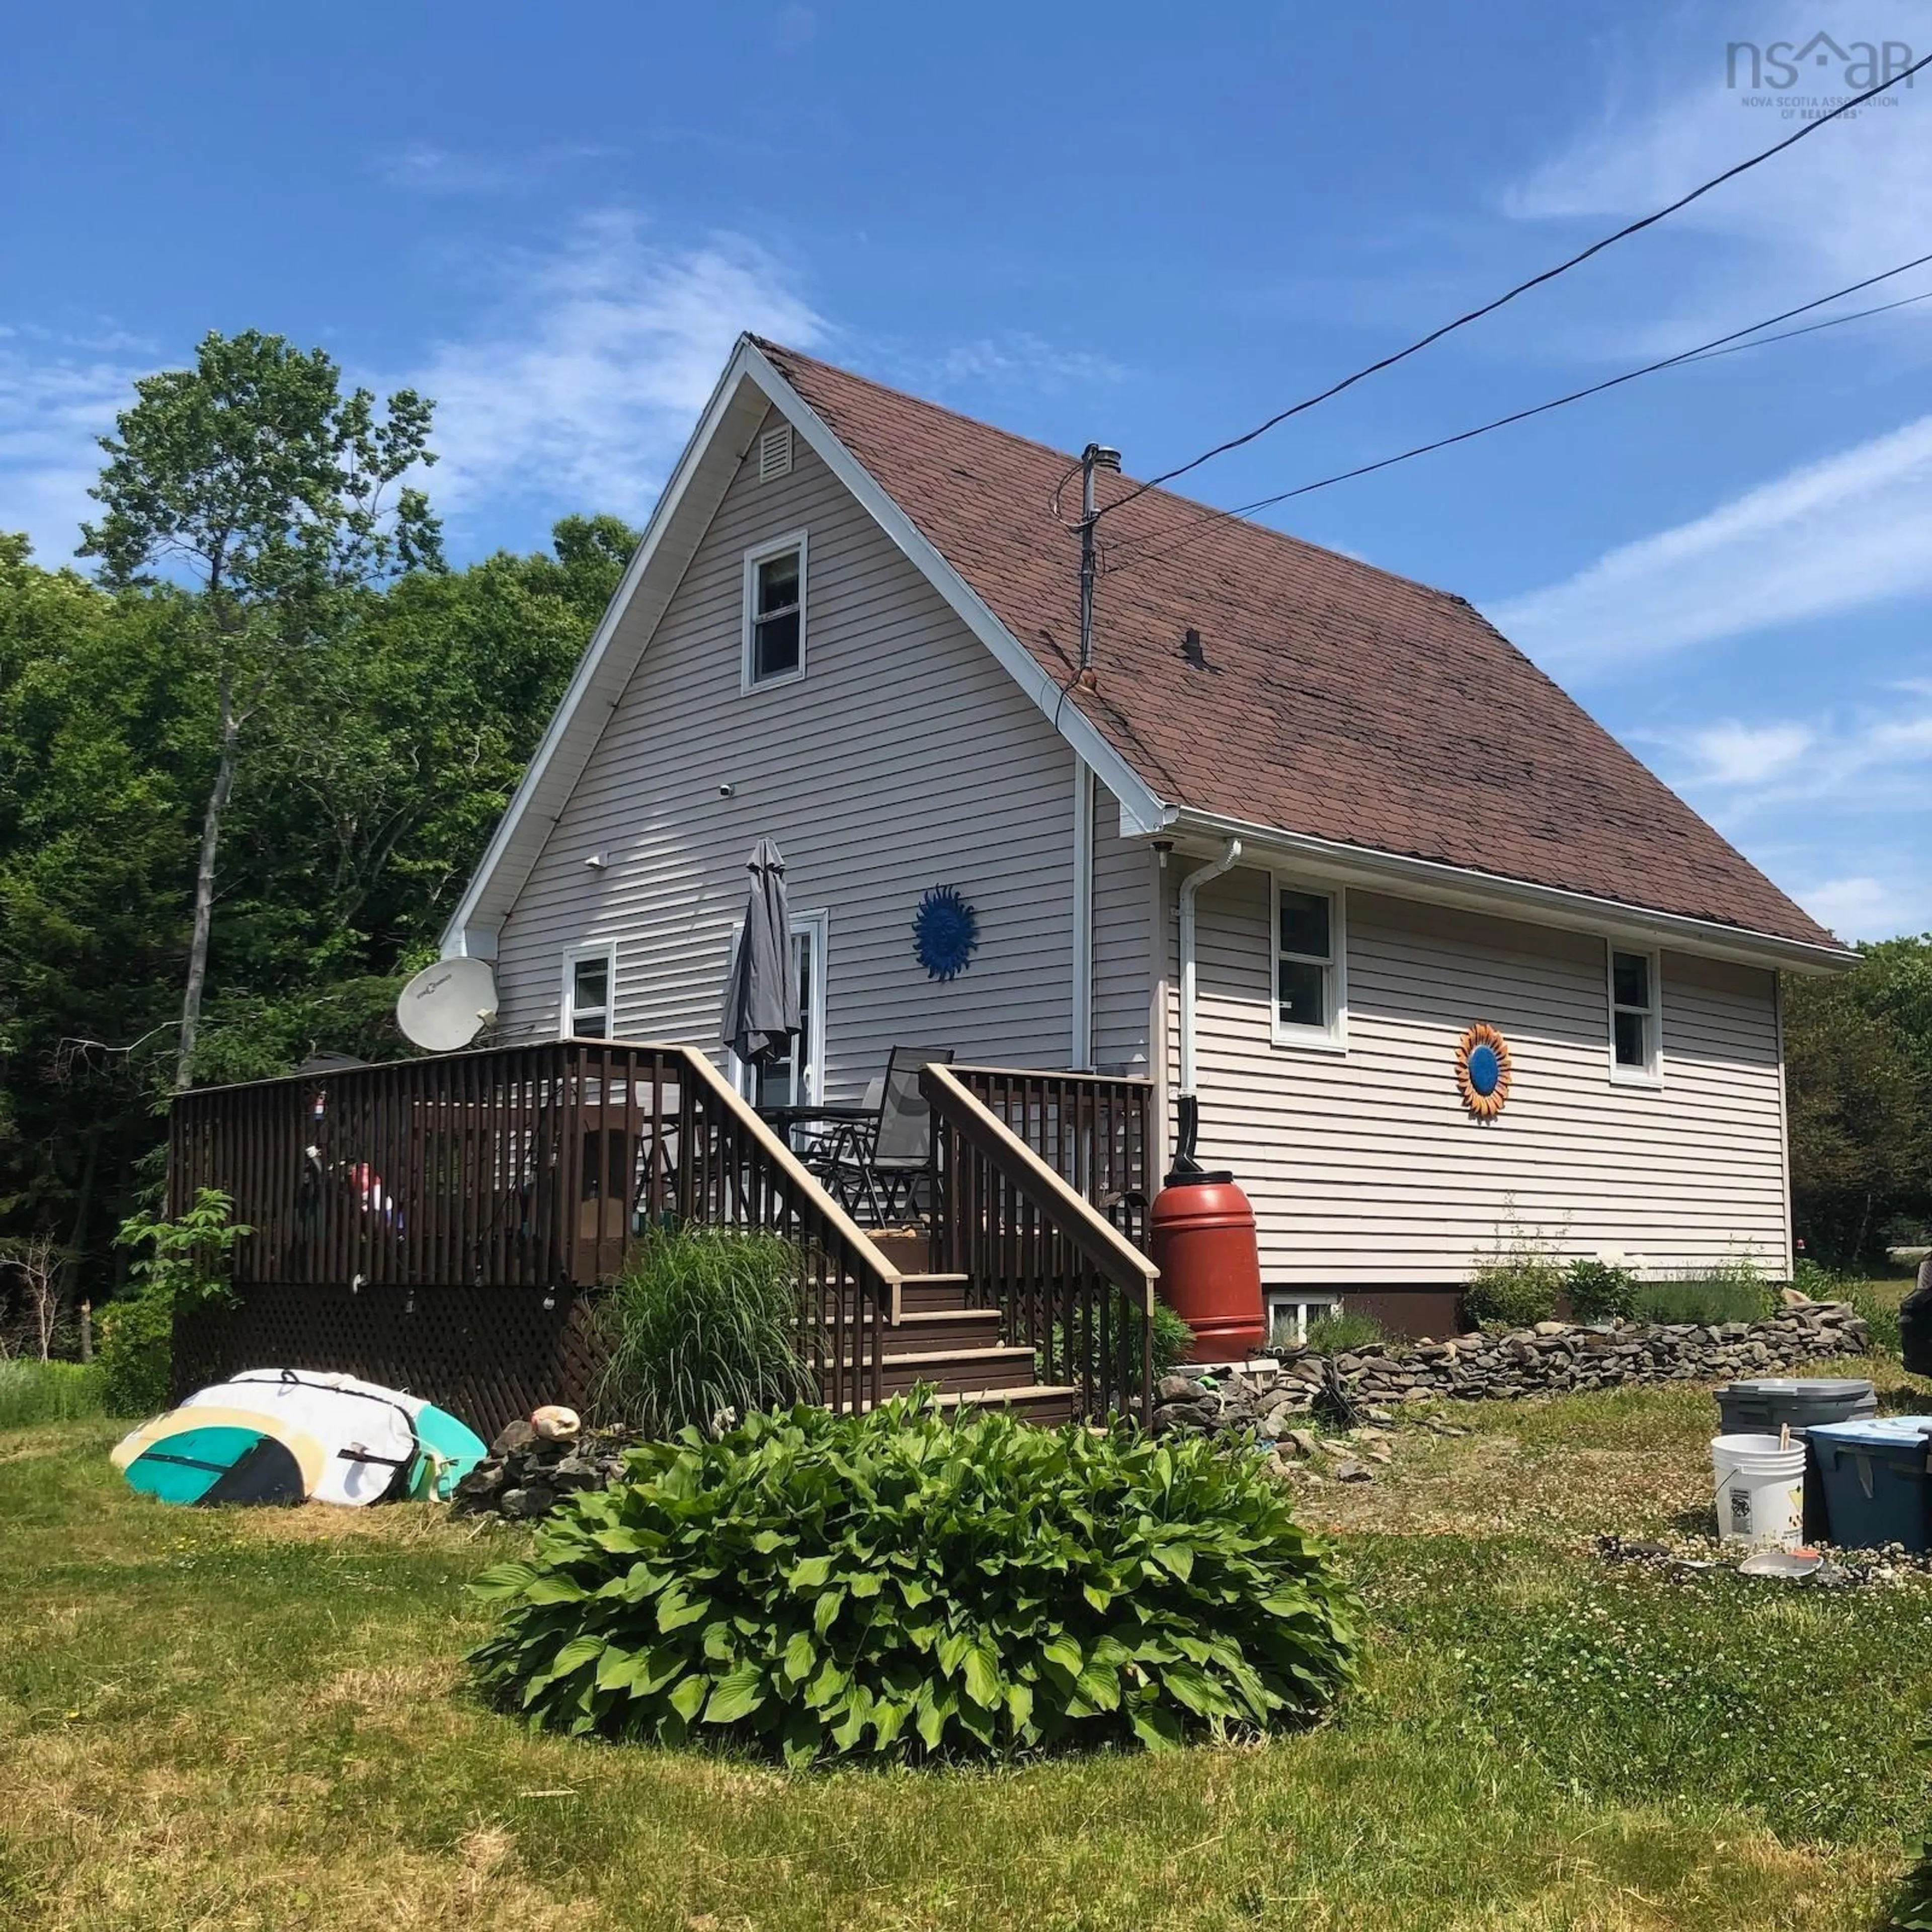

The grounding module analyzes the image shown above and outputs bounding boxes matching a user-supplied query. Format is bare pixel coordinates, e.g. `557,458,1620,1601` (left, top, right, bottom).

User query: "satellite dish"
396,956,498,1052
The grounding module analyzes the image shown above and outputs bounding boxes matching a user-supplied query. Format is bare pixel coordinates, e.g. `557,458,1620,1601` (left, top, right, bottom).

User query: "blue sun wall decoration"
912,886,979,982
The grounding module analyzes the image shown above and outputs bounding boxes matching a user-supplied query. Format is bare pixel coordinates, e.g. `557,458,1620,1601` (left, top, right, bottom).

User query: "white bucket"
1711,1432,1806,1548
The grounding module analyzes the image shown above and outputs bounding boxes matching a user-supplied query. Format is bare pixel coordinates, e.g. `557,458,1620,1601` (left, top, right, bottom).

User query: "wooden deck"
169,1043,1158,1434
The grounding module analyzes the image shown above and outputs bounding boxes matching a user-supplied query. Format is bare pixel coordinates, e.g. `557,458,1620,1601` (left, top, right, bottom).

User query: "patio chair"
830,1046,953,1224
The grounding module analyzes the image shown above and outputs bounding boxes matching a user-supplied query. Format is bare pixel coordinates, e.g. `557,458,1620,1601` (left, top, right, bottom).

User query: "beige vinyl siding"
493,411,1079,1086
1091,783,1155,1075
1164,869,1791,1284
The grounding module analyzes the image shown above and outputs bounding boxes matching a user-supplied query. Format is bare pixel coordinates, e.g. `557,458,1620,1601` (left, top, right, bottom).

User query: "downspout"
1173,838,1241,1173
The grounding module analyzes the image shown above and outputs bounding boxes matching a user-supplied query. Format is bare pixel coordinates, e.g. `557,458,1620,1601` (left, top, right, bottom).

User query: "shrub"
595,1226,813,1435
0,1359,108,1429
1041,1300,1194,1387
1564,1259,1639,1324
1844,1279,1903,1356
1465,1249,1563,1330
1304,1309,1386,1355
96,1293,176,1417
1631,1256,1776,1328
469,1398,1361,1764
101,1188,249,1417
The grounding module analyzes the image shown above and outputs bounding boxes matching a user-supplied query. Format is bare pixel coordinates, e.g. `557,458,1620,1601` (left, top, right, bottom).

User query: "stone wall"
1151,1300,1870,1439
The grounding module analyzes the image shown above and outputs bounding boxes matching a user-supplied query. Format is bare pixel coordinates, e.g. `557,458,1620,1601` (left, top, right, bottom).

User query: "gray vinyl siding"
1163,869,1792,1285
1091,784,1155,1075
493,411,1080,1086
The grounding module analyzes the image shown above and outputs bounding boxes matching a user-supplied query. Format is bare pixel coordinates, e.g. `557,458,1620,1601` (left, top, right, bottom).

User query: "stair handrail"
920,1063,1158,1318
671,1044,905,1324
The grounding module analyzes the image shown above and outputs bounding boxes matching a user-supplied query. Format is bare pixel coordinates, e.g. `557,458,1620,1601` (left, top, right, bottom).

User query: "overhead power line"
1099,49,1932,518
1100,250,1932,581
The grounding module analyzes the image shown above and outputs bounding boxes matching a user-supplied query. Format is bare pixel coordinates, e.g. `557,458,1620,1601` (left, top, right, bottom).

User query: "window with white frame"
1272,883,1345,1046
1608,945,1662,1081
562,945,614,1039
742,532,806,689
1266,1292,1340,1347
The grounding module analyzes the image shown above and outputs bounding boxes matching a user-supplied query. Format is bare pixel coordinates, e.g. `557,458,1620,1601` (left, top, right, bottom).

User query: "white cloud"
1676,719,1814,784
1796,873,1921,942
375,141,614,195
1505,0,1932,352
417,212,827,526
1489,414,1932,674
914,333,1127,396
1654,694,1932,806
0,338,147,563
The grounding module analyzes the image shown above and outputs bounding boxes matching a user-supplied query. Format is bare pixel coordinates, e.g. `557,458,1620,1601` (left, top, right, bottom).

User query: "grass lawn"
5,1351,1931,1930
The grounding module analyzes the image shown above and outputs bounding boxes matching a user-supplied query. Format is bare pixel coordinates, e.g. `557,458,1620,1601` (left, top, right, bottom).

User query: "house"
437,334,1850,1341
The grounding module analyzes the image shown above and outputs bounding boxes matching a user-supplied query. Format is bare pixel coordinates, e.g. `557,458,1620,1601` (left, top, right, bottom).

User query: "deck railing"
923,1064,1159,1419
947,1065,1155,1253
168,1040,900,1415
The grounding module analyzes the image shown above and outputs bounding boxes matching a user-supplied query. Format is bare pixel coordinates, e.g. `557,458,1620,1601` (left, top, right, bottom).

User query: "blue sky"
5,1,1929,941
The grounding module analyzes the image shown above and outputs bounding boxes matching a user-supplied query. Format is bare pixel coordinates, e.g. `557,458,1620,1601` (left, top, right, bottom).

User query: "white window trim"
1270,877,1348,1053
1265,1290,1341,1345
1607,940,1664,1088
741,528,809,693
560,941,617,1040
728,906,829,1106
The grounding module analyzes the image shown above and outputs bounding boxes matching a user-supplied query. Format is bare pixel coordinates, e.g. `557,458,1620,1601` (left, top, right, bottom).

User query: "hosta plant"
468,1397,1360,1764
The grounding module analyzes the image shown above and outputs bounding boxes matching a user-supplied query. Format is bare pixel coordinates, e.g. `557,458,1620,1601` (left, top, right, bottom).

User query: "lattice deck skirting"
172,1282,610,1439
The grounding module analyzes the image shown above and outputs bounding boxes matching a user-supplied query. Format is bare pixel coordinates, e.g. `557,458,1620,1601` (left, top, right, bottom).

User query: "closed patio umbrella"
720,838,800,1067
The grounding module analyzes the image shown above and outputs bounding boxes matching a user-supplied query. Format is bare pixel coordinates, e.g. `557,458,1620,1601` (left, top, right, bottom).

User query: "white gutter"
1154,806,1854,976
1177,838,1242,1096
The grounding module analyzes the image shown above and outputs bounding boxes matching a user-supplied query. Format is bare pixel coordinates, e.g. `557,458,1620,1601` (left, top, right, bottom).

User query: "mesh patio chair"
832,1046,953,1224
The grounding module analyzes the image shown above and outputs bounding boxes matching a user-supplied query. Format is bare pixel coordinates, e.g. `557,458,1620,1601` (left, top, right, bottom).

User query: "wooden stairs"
847,1231,1079,1423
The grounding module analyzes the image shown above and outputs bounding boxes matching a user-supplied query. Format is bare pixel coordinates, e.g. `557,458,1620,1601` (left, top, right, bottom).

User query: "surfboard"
183,1371,421,1506
113,1405,327,1507
408,1402,488,1500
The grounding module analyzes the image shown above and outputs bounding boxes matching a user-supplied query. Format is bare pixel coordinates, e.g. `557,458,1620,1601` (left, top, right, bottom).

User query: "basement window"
1608,945,1662,1084
562,945,615,1040
1272,882,1346,1050
1266,1292,1340,1347
742,532,807,690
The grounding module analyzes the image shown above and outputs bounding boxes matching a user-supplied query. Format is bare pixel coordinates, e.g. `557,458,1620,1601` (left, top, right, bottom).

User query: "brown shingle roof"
757,339,1837,952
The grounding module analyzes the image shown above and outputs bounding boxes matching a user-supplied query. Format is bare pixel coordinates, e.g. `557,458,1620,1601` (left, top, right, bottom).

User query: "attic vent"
758,423,793,482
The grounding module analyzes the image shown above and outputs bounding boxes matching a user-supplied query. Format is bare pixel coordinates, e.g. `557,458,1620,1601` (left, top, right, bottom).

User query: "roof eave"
1156,805,1856,974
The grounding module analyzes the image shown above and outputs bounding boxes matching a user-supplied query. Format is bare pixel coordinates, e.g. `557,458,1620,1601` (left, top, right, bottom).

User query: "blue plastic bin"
1807,1416,1932,1552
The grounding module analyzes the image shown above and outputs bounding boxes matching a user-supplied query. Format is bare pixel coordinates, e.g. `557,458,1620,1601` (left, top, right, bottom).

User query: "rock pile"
1150,1300,1869,1440
451,1417,639,1520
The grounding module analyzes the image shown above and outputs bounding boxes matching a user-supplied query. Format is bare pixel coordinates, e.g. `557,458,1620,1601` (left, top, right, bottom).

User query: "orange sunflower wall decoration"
1455,1021,1512,1121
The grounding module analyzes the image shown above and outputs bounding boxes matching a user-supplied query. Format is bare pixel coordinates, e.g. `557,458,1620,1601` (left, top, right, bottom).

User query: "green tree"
78,331,442,1089
1786,940,1932,1263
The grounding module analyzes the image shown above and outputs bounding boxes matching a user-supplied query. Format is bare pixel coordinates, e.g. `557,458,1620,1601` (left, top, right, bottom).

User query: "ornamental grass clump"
468,1397,1360,1764
595,1225,812,1436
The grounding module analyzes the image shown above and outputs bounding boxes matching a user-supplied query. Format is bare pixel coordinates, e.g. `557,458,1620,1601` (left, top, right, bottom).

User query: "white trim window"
561,944,616,1040
731,908,829,1109
1266,1292,1340,1346
1608,944,1662,1084
1271,881,1347,1049
742,530,808,690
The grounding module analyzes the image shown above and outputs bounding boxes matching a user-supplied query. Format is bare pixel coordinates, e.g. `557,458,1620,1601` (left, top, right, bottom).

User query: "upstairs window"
1272,883,1346,1049
742,532,807,689
1609,946,1661,1082
562,946,614,1039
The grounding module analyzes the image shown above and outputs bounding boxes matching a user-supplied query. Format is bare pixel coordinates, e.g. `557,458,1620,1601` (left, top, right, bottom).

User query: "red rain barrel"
1150,1175,1265,1362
